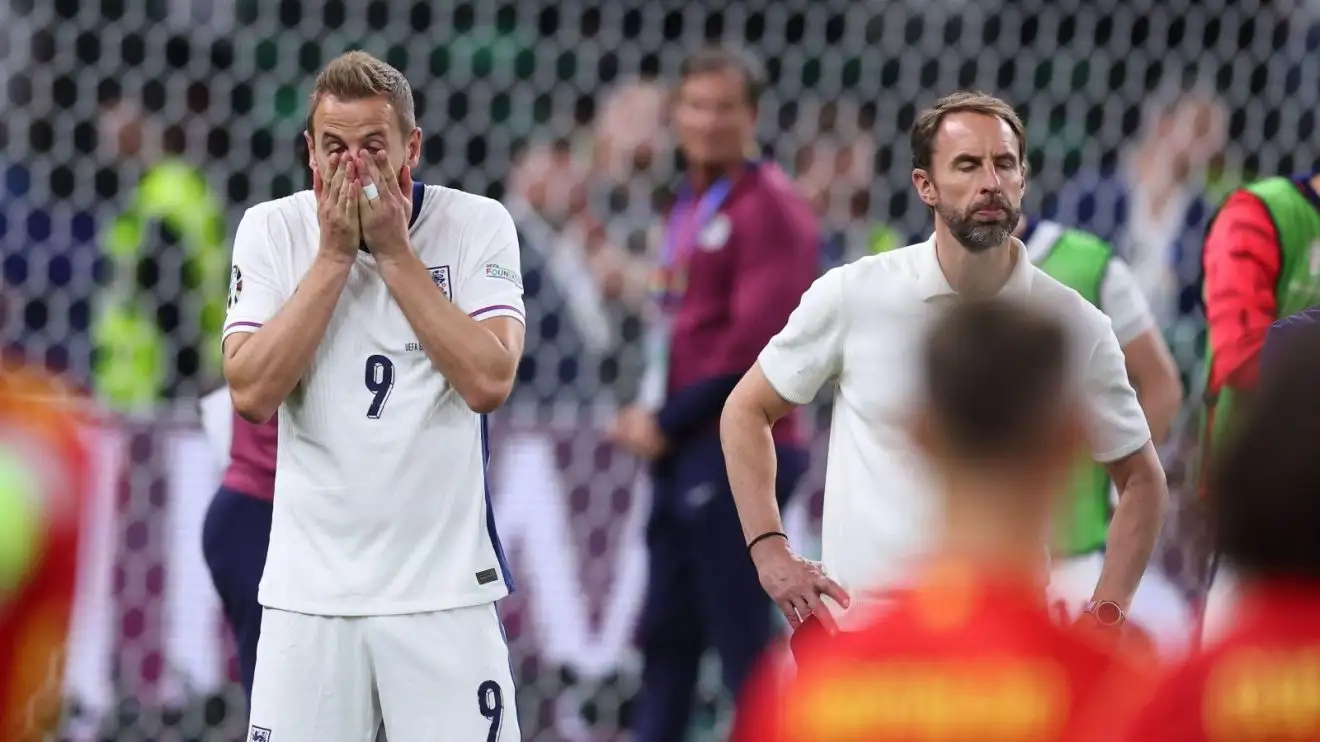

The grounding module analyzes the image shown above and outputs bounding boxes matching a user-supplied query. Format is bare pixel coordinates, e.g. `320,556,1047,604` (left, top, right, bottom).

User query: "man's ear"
912,169,937,208
304,131,316,170
407,127,422,169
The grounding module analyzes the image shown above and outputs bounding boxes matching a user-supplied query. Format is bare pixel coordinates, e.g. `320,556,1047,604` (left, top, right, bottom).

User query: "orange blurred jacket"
734,564,1145,742
0,371,91,742
1110,581,1320,742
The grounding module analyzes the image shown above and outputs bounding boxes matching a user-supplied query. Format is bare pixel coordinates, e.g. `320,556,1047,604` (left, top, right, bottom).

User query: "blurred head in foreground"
1211,320,1320,583
910,297,1082,576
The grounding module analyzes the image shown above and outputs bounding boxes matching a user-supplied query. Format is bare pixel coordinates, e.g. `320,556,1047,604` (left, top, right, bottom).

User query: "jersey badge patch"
248,726,272,742
228,266,243,308
484,263,522,288
428,265,452,300
698,214,732,251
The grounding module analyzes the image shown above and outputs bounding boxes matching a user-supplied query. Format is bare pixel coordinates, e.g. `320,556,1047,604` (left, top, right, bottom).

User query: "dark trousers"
200,486,272,704
632,434,808,742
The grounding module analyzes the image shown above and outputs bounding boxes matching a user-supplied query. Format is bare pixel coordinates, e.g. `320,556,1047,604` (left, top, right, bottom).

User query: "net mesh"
1,0,1314,739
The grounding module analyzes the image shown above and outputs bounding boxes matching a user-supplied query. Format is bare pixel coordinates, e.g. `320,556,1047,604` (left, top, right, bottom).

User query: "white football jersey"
222,183,525,616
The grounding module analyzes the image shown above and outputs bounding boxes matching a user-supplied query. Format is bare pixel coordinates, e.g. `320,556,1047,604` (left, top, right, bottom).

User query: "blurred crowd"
0,74,1235,421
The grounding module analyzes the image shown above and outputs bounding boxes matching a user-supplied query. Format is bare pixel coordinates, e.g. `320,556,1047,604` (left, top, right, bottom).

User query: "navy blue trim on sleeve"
655,373,744,442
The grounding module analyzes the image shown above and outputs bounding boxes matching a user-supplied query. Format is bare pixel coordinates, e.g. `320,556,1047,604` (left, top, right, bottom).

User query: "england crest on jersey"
248,726,272,742
429,265,452,300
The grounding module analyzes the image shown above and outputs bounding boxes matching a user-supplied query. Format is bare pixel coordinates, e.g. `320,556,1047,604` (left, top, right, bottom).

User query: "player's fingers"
358,151,382,188
814,575,852,609
326,152,342,187
376,150,404,200
336,159,354,212
327,154,346,202
345,180,360,227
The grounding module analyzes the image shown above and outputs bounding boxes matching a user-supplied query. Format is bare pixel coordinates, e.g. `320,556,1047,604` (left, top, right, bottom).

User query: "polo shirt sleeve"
757,266,847,405
223,206,287,344
1098,257,1157,347
1082,313,1152,462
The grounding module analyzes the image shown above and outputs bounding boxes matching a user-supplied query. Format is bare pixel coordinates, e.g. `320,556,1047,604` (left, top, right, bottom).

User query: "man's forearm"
377,251,517,412
225,253,353,423
720,394,787,543
1094,452,1168,610
1137,385,1181,444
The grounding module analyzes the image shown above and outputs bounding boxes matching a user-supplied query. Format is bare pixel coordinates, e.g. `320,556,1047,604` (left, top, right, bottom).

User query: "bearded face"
933,186,1021,254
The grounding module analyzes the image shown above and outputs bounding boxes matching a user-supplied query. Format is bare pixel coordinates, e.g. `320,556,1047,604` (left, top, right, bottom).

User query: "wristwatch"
1083,600,1126,628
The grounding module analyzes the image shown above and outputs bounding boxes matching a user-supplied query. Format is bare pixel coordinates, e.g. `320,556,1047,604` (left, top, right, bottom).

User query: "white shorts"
1047,552,1195,661
247,603,519,742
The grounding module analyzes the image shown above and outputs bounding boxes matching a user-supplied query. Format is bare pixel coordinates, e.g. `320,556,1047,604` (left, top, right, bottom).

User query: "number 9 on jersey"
364,354,395,419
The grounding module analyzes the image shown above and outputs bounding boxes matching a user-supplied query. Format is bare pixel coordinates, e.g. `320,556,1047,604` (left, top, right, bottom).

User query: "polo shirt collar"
915,235,1035,301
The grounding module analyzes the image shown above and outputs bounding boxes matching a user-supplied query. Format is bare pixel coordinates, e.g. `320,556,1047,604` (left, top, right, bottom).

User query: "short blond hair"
911,91,1026,172
306,51,416,135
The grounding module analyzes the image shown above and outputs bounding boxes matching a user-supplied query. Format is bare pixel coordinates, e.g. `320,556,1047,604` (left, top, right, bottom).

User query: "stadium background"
2,0,1317,740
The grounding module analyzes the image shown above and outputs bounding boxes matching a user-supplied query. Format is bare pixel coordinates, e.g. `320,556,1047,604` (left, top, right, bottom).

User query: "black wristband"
747,530,788,554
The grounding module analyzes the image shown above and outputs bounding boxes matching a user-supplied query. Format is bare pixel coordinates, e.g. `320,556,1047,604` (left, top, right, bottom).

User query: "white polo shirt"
757,237,1150,625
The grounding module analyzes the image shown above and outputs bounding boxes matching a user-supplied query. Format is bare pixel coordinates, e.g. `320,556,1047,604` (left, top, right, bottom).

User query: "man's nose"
978,165,1004,193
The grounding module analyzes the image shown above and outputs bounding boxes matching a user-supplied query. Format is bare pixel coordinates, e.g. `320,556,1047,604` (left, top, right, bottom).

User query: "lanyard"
652,175,736,311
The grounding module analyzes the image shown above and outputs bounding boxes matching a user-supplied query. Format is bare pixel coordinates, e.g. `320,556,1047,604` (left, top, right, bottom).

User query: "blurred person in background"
0,368,91,741
199,386,277,705
1110,317,1320,741
588,79,672,308
95,95,228,413
1011,215,1189,658
504,80,670,405
1048,90,1227,377
721,92,1165,642
734,297,1144,742
1198,169,1320,644
607,46,820,742
791,99,891,268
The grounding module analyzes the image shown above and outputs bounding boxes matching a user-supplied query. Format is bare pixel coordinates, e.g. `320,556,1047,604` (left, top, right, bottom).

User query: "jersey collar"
359,181,426,253
915,235,1035,301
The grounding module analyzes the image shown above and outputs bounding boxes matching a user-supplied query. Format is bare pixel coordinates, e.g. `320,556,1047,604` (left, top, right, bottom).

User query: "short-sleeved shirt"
1021,219,1156,347
1111,583,1320,741
222,183,525,616
756,237,1151,626
734,565,1143,742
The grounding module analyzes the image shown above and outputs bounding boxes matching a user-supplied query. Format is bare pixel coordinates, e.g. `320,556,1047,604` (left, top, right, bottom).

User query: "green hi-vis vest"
1201,176,1320,458
1025,220,1115,556
94,160,228,413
